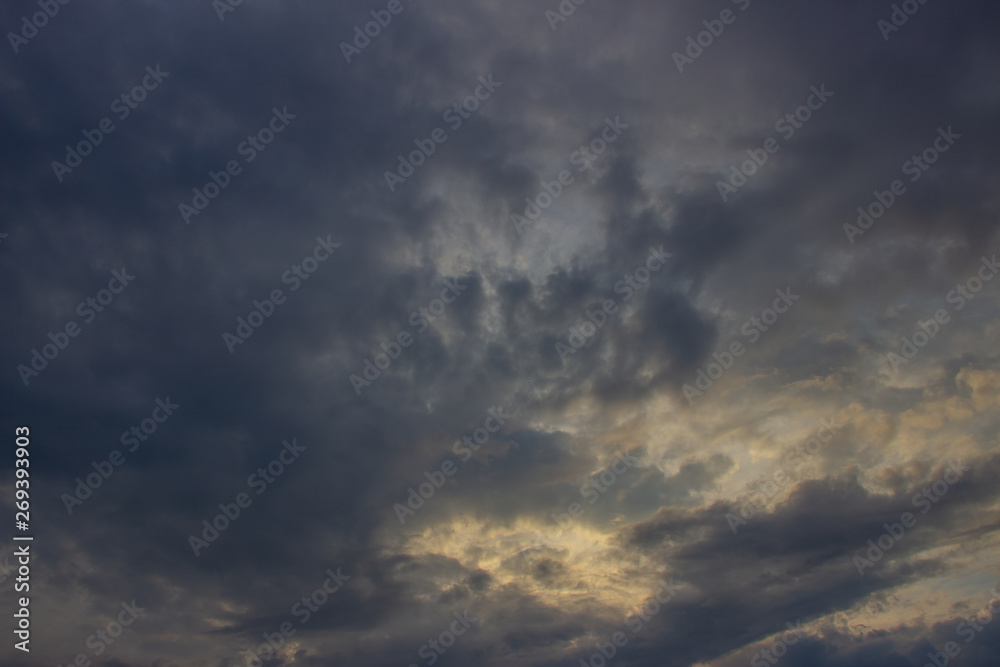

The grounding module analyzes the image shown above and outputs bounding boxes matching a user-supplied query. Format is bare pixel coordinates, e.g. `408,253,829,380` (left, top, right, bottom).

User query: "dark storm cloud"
1,0,999,665
609,456,1000,666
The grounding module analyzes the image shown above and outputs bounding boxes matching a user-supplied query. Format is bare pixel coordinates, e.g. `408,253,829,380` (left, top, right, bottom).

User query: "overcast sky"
2,1,1000,666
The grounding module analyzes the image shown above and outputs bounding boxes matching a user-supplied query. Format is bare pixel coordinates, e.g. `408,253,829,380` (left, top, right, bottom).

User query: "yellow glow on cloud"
400,515,667,615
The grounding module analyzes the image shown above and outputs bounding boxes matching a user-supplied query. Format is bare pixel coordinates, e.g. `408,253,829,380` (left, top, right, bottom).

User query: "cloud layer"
1,0,999,665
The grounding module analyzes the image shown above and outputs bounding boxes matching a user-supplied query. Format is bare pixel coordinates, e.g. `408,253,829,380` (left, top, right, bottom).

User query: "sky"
2,1,1000,666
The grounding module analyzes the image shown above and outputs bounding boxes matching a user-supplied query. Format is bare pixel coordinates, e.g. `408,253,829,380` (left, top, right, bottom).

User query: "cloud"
1,0,999,665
